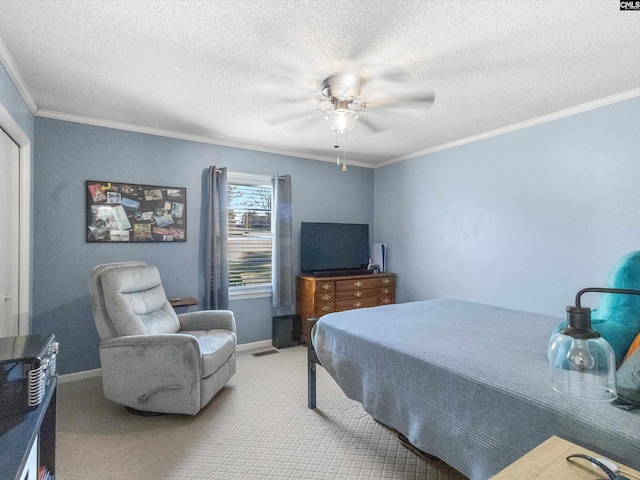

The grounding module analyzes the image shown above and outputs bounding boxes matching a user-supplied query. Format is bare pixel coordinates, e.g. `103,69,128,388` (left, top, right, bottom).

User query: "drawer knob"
382,288,390,294
321,306,332,312
321,283,331,290
382,278,391,284
321,294,331,301
382,298,391,304
354,291,363,297
354,302,363,307
354,281,363,287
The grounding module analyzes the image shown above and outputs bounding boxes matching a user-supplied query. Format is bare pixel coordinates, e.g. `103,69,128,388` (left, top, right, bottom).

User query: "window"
227,172,273,298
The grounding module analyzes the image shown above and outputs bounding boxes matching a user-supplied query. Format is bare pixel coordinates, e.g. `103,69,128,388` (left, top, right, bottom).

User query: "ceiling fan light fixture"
325,108,359,134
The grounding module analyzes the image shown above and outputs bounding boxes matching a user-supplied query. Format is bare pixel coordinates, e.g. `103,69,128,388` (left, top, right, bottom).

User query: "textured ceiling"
0,0,639,167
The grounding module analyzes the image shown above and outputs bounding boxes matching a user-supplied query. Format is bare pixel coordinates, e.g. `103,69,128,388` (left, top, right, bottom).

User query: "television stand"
296,272,396,343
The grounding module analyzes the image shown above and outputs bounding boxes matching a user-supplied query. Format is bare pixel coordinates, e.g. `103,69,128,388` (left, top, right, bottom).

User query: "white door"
0,127,20,338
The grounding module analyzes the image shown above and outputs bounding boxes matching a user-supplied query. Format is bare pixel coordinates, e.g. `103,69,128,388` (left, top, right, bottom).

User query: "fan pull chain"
335,132,340,165
342,133,347,171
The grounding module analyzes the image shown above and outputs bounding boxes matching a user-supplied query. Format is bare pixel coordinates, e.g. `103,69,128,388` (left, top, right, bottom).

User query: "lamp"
325,99,359,134
549,287,640,401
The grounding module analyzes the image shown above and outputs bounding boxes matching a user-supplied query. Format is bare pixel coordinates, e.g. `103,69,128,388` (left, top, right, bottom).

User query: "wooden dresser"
296,272,396,343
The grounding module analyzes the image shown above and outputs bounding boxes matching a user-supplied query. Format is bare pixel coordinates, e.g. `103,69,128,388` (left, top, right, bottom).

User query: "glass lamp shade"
549,331,617,401
325,108,359,134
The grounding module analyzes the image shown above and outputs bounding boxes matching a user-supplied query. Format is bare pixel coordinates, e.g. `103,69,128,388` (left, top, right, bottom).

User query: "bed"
308,299,640,479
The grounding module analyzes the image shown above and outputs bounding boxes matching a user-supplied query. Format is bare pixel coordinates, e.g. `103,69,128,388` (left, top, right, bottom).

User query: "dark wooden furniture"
169,296,198,308
296,272,396,343
0,377,57,480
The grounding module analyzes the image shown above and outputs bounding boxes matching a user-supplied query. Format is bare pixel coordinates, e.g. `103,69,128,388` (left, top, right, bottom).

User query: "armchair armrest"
100,334,202,373
178,310,236,333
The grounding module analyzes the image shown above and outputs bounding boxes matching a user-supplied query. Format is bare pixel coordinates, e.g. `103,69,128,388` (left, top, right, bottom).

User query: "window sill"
229,286,273,300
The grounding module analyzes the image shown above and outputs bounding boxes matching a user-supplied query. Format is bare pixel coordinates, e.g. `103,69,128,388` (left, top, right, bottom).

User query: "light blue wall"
33,118,374,374
374,96,640,319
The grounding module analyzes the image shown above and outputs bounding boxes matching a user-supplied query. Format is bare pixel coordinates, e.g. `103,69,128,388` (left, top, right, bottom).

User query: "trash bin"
272,315,301,349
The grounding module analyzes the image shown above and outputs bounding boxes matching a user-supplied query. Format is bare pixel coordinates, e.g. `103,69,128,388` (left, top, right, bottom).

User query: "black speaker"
272,315,301,349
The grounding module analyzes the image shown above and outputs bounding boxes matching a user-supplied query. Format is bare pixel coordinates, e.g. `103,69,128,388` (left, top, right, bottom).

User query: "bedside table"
491,436,640,479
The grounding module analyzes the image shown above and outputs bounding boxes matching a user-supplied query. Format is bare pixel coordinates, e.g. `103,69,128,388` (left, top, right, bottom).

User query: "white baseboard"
237,339,273,352
58,340,274,383
58,368,102,384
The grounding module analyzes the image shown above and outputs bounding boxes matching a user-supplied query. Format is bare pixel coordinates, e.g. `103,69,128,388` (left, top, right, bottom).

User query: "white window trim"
229,284,273,300
227,171,274,300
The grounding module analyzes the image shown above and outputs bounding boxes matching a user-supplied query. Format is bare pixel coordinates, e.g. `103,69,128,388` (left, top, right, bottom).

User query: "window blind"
227,181,273,288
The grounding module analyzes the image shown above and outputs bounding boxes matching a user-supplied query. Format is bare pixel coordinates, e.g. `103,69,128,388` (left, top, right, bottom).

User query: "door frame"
0,102,31,335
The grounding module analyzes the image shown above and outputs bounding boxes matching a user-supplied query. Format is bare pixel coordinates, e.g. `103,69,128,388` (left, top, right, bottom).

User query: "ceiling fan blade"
265,110,316,125
365,90,435,108
254,73,319,102
360,63,412,83
364,92,435,120
356,116,385,134
265,109,319,126
356,106,430,133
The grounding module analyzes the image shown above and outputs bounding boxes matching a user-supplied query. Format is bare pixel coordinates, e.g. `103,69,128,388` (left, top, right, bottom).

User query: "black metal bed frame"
307,318,320,409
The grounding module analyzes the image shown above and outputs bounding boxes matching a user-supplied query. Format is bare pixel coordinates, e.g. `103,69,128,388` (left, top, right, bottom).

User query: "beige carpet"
57,346,467,479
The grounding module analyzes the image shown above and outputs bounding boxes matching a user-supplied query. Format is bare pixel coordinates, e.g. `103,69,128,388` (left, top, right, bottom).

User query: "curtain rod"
213,167,286,179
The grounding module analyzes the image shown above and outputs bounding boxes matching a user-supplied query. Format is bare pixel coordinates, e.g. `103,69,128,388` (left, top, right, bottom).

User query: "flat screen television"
300,222,369,276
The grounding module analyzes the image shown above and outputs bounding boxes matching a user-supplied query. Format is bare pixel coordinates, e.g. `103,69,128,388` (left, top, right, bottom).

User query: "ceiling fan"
266,66,436,136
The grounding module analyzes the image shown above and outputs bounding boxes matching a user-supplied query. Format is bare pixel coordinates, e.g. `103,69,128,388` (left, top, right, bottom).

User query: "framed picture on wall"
86,180,187,242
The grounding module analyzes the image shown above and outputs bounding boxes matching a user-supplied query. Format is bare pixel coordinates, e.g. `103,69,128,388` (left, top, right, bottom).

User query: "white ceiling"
1,0,639,167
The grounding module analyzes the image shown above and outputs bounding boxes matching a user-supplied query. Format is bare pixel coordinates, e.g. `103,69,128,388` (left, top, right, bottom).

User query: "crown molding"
375,87,640,168
35,109,374,169
0,37,38,114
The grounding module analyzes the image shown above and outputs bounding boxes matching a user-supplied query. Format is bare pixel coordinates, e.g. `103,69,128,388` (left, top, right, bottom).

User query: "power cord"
567,454,629,480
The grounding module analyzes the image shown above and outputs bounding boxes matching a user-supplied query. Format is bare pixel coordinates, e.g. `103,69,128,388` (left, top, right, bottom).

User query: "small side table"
169,296,198,308
491,436,640,479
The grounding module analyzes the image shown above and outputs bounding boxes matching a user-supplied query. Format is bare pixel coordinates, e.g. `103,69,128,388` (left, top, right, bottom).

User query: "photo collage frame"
86,180,187,242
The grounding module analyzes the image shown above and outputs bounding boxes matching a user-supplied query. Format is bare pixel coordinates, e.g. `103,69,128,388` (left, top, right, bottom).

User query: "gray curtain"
205,166,229,310
272,174,293,307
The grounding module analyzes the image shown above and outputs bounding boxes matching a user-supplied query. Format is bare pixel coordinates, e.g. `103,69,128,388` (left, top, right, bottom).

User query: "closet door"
0,127,20,338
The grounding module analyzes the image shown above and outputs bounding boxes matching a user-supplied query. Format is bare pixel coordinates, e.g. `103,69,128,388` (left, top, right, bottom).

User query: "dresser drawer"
336,277,379,291
336,296,378,311
336,289,378,301
379,276,395,287
378,292,394,305
316,292,334,303
315,304,335,316
379,286,393,295
316,281,335,292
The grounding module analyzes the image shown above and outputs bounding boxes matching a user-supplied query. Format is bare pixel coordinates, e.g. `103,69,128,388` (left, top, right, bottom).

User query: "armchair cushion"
183,329,237,378
89,261,147,340
101,265,181,336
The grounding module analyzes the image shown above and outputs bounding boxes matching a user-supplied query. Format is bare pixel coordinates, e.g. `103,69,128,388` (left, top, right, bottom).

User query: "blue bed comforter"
313,299,640,479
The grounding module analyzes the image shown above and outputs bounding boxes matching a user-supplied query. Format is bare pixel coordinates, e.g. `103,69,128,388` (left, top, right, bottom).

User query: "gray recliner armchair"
89,261,236,415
